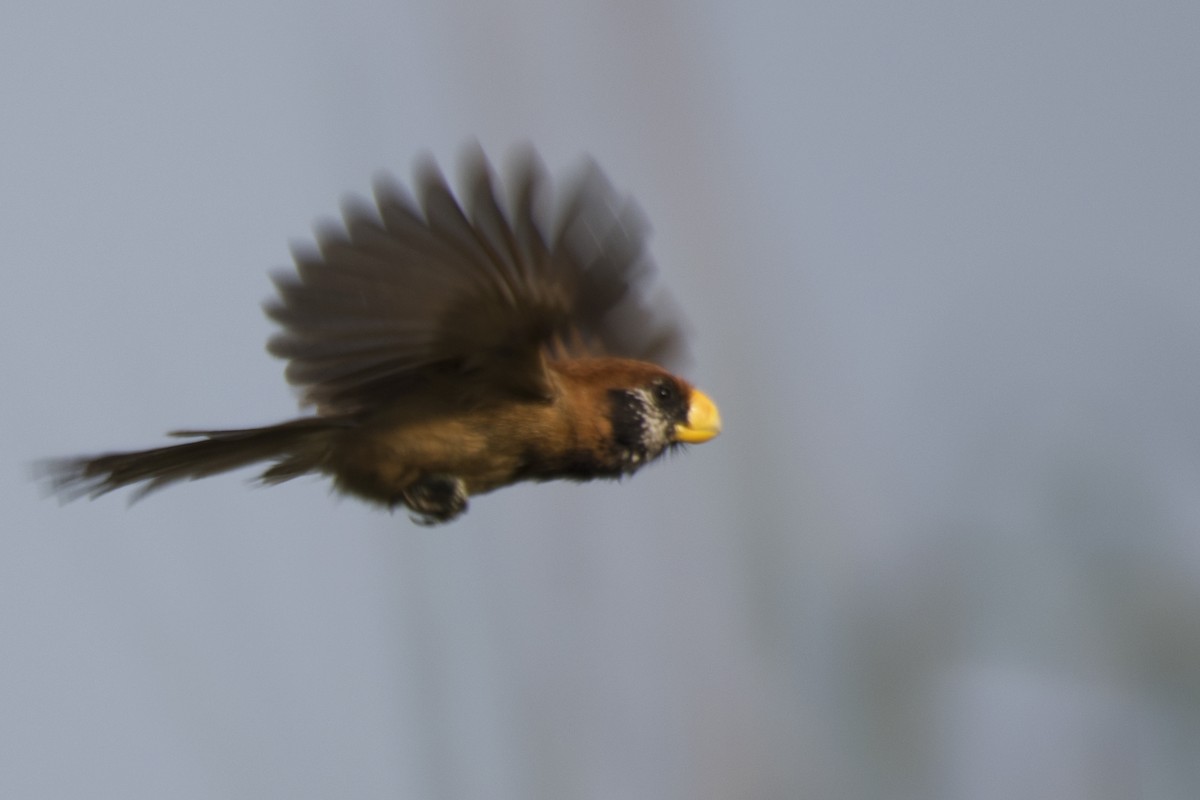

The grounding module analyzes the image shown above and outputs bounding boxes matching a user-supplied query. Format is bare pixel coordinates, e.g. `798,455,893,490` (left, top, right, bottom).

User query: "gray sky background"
5,2,1200,798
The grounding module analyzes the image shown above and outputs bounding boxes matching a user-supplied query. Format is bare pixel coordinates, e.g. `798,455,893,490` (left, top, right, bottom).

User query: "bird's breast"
329,399,574,501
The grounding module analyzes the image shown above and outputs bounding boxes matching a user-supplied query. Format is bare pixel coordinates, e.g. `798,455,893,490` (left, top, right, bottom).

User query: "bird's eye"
653,380,678,404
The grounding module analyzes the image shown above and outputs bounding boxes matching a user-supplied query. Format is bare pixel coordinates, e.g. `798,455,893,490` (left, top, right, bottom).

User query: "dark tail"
38,417,350,502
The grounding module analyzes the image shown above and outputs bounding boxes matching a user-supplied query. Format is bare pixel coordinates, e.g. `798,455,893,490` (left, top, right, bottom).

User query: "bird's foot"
400,474,468,525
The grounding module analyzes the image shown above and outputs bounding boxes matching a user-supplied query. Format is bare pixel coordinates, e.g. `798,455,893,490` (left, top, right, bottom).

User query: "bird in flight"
42,145,721,524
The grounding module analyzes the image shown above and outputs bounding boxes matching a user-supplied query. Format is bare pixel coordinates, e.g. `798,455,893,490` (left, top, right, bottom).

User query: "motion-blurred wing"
266,145,687,413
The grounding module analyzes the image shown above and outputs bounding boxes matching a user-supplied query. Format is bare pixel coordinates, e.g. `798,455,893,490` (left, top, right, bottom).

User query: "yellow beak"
674,388,722,444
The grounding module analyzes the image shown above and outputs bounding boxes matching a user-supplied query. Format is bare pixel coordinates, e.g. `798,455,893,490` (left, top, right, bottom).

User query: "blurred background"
4,1,1200,797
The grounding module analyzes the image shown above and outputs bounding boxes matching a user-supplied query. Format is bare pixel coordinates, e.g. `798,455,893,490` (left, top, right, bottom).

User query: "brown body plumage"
42,145,720,524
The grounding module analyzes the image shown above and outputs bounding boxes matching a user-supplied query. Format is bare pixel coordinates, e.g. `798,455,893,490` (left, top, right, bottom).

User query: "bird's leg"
400,474,469,526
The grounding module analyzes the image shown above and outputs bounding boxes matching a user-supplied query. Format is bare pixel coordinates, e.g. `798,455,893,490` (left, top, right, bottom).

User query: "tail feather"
38,418,346,502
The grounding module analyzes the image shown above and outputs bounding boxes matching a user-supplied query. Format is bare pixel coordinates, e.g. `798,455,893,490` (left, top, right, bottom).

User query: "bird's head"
553,358,721,476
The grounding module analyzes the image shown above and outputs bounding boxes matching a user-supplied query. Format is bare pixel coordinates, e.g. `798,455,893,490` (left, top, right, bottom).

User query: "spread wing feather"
265,144,687,413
